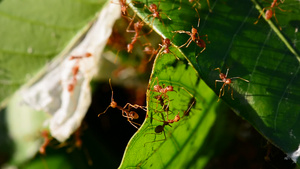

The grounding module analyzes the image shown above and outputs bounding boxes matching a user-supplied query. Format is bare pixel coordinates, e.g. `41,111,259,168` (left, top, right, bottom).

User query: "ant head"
155,125,164,133
174,114,180,122
219,73,226,79
135,21,144,30
121,8,127,15
166,86,174,92
150,4,158,11
154,84,162,92
127,44,133,53
191,28,198,34
163,38,171,45
110,101,118,108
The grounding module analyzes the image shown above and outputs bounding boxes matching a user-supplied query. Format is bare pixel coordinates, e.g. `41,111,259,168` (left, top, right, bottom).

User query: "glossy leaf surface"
120,0,300,167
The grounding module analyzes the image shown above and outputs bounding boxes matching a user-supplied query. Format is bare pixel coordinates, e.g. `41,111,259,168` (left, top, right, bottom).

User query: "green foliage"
1,0,300,168
119,47,234,168
0,0,105,107
120,0,300,167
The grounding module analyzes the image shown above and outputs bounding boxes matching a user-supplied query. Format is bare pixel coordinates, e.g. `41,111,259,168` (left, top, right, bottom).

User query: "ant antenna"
98,79,117,117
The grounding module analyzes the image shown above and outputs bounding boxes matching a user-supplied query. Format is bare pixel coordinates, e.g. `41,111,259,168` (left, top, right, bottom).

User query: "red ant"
143,43,160,62
155,112,181,132
254,0,286,30
152,77,175,100
157,38,180,60
154,95,169,112
144,3,172,26
172,24,208,56
110,0,128,16
178,0,212,12
172,9,208,57
190,0,212,12
145,97,195,146
144,112,180,146
68,53,92,92
126,14,144,53
39,130,51,155
98,79,146,129
120,0,128,16
214,68,249,101
69,52,92,60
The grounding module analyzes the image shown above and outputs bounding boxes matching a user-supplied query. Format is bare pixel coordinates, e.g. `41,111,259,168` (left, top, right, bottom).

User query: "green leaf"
122,0,300,166
119,48,235,168
0,0,106,107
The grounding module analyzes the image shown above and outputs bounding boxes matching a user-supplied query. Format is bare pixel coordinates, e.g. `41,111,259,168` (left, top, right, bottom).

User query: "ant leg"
214,67,222,74
98,79,116,117
231,77,250,82
126,13,137,33
98,105,112,117
271,11,282,30
221,84,227,97
124,103,147,111
161,12,172,21
178,0,182,10
128,119,141,129
185,38,194,48
225,68,229,77
254,8,267,24
198,47,206,56
179,38,192,48
215,80,223,88
169,51,180,60
144,131,167,146
218,83,226,101
277,6,287,12
206,0,212,13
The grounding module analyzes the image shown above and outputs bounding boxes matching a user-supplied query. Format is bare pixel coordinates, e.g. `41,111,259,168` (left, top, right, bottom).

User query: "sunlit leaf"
121,0,300,167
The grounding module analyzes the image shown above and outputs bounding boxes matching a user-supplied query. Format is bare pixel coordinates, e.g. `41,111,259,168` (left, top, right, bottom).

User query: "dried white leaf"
21,3,121,142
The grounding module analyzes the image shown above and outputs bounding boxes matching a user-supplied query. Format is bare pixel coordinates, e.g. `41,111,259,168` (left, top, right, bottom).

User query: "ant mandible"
126,14,144,53
254,0,286,30
214,68,249,102
98,79,146,129
172,9,208,57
